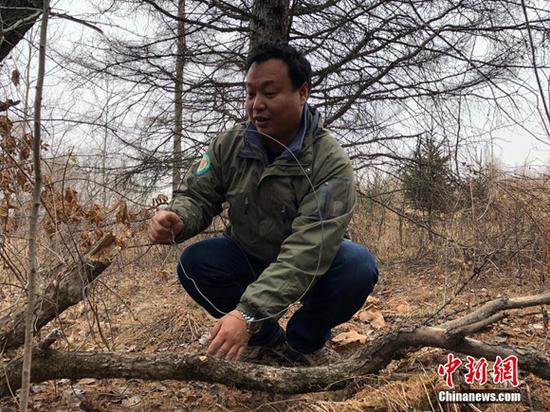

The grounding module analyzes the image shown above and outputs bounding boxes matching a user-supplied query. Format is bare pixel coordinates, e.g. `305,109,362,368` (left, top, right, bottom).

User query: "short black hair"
246,41,312,90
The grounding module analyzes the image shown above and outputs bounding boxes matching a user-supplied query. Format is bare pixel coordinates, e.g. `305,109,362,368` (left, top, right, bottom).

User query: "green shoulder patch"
196,152,211,176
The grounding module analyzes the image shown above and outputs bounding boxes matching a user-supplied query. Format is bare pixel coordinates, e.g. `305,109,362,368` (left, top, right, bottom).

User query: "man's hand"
207,309,250,361
148,210,184,244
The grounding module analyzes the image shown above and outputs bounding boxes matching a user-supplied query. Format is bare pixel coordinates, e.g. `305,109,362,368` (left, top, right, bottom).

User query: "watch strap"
238,310,263,334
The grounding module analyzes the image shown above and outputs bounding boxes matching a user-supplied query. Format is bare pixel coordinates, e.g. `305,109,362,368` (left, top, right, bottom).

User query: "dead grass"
1,171,550,410
1,234,548,411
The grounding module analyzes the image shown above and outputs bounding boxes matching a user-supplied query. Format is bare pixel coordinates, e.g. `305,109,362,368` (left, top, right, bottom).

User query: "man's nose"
252,94,266,110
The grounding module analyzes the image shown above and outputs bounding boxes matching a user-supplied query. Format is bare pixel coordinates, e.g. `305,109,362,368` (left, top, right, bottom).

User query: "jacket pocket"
318,177,352,219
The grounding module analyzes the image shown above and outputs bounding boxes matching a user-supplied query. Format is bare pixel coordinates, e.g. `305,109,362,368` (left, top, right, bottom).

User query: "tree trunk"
20,1,49,409
0,1,44,63
173,0,185,191
249,0,290,53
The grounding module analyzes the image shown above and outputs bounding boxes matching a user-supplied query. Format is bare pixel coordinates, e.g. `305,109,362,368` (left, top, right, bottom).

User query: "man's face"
245,58,309,144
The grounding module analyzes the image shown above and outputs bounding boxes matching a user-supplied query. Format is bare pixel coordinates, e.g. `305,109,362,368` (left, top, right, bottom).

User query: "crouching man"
148,41,379,365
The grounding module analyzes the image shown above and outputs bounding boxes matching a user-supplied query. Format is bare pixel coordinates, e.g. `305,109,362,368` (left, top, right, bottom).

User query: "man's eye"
265,91,276,97
247,92,255,98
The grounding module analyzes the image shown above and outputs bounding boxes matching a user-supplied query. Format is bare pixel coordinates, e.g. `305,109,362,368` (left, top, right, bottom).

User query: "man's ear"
299,82,309,104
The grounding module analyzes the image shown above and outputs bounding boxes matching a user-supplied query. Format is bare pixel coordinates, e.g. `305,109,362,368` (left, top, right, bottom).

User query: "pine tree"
402,137,455,216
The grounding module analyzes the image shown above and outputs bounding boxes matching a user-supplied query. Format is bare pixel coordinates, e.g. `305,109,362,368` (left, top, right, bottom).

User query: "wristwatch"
238,310,263,334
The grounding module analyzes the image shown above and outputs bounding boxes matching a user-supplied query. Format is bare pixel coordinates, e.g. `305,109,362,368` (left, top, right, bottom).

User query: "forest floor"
1,239,549,411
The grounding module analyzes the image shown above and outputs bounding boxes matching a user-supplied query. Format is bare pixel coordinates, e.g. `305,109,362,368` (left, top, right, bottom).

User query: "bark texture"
173,0,185,191
0,1,44,63
20,1,49,408
249,0,290,52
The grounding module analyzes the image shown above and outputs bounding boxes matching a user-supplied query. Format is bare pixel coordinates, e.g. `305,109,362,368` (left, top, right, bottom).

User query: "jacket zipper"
244,196,249,215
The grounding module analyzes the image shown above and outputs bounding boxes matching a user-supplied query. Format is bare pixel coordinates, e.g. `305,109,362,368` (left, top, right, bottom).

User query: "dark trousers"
177,236,379,354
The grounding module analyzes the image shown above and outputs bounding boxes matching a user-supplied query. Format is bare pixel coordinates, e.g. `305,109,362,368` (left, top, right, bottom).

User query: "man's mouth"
254,116,270,127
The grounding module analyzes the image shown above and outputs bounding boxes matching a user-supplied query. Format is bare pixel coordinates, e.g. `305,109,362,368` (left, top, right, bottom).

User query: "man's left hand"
207,309,250,361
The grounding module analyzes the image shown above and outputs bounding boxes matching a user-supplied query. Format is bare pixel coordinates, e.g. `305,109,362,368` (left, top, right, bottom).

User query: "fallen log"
0,234,118,352
0,325,548,397
1,292,548,396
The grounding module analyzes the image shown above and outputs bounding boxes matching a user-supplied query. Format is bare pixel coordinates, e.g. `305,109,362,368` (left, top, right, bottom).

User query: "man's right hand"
148,210,184,244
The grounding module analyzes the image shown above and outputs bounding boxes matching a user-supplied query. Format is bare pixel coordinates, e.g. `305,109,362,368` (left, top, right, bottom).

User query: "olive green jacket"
170,105,356,319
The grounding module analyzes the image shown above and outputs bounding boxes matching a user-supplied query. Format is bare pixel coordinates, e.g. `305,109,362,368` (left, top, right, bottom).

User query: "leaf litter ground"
1,244,549,411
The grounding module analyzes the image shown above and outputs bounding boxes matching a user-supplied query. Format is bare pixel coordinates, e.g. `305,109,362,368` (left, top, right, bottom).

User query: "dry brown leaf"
0,202,8,220
152,193,169,207
366,296,380,304
79,378,97,385
84,203,104,225
0,115,13,138
395,303,411,314
331,330,368,346
114,200,131,224
357,308,386,329
2,135,16,154
122,395,141,407
337,322,362,332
